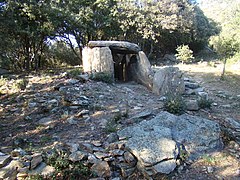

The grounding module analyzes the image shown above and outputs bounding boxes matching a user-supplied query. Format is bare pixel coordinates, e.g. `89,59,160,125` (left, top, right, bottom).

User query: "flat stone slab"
88,41,141,53
118,111,223,176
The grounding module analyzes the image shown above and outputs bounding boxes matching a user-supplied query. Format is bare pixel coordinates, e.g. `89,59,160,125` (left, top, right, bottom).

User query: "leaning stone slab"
88,41,141,53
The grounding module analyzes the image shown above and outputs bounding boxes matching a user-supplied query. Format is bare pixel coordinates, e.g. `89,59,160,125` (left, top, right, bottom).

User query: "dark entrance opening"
112,51,137,82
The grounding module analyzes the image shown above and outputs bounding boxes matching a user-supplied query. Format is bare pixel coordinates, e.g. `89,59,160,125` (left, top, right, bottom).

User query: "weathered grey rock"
69,151,88,162
222,118,240,143
88,41,141,53
153,67,185,95
131,51,154,89
91,161,111,178
117,111,222,176
186,100,199,111
30,153,43,170
0,154,11,168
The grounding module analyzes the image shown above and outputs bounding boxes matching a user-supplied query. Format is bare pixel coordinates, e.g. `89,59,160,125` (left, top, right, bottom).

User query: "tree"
0,0,58,71
115,0,216,58
203,0,240,78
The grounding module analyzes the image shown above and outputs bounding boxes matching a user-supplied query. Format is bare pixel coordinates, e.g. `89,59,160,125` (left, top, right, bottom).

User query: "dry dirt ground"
0,62,239,179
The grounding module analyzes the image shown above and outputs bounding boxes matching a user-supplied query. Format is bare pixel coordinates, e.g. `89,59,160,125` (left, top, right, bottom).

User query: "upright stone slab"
152,67,185,95
82,47,114,75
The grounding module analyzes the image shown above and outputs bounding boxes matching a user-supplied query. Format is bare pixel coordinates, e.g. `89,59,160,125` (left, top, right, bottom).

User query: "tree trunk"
221,56,227,80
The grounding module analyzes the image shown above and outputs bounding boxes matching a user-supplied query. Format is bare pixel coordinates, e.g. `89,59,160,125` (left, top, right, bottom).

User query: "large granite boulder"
152,67,185,95
118,111,222,177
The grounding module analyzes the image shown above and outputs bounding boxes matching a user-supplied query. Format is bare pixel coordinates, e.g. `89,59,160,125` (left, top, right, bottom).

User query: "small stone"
91,161,111,178
11,148,26,157
17,172,28,179
82,143,94,153
111,109,120,113
153,159,176,174
68,79,79,84
106,133,119,144
92,141,102,147
30,153,43,170
185,82,200,89
207,166,214,173
213,103,218,106
110,149,125,156
198,92,208,100
88,154,99,164
94,152,109,159
28,102,37,108
77,74,89,82
77,109,89,116
38,117,53,126
67,143,79,153
133,106,141,110
159,96,166,101
123,152,137,166
67,116,78,125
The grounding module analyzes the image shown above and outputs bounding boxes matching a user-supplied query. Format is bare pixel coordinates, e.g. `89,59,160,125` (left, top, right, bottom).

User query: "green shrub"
175,45,194,63
91,72,113,84
105,119,118,133
67,68,83,78
164,93,186,115
46,149,91,178
198,98,213,109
